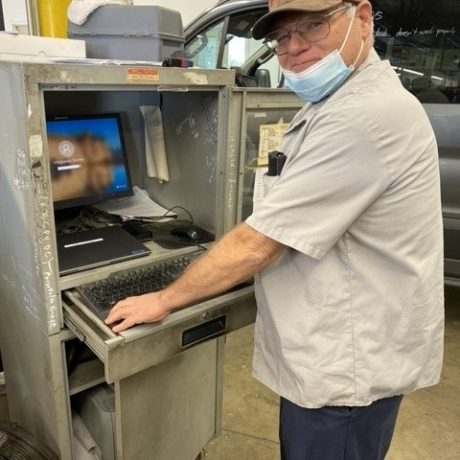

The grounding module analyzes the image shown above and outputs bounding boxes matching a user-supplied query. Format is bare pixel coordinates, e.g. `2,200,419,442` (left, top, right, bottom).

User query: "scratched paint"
42,259,58,331
29,134,43,159
227,134,238,210
1,271,17,291
206,155,216,184
183,72,209,85
33,161,59,333
38,197,59,331
228,135,237,170
0,270,39,322
58,71,72,83
13,148,31,190
176,115,200,139
200,98,218,145
227,178,236,211
22,283,39,322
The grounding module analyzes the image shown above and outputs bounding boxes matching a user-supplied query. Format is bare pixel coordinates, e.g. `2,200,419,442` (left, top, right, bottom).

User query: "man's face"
272,2,372,73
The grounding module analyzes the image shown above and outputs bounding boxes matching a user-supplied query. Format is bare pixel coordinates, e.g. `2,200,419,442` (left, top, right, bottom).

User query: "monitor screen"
46,113,133,210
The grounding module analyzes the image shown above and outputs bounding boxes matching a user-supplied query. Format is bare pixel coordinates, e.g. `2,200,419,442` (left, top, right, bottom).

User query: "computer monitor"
46,113,133,210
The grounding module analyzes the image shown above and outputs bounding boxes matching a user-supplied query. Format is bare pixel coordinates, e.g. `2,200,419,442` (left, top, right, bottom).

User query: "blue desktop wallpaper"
46,116,131,200
46,117,123,158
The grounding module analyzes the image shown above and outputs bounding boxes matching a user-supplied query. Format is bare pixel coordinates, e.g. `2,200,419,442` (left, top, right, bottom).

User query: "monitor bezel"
46,112,134,211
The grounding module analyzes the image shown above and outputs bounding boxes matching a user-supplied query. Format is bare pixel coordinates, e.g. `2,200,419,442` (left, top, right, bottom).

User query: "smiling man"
106,1,444,459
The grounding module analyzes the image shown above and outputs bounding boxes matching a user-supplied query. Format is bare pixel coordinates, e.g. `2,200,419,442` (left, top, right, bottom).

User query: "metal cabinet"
226,88,304,226
0,61,256,459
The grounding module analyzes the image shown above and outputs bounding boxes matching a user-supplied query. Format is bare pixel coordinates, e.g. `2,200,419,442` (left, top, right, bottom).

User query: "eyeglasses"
263,3,351,56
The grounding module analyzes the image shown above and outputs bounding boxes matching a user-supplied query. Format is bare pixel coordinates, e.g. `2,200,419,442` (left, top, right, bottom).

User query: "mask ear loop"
339,6,357,54
338,5,363,71
350,40,364,71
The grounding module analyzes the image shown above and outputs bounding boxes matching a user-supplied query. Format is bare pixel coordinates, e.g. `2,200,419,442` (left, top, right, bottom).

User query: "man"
106,1,444,459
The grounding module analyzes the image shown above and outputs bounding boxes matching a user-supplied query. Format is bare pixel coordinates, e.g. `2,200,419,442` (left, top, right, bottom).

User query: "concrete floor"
0,287,459,459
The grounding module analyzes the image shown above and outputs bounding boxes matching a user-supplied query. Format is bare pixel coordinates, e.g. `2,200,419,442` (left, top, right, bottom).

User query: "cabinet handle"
181,315,227,347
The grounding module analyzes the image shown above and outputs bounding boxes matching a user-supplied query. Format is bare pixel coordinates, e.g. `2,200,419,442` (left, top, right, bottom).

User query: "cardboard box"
0,33,86,62
68,5,184,62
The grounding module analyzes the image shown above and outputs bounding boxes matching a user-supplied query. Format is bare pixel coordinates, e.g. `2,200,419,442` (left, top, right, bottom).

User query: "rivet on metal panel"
201,311,210,321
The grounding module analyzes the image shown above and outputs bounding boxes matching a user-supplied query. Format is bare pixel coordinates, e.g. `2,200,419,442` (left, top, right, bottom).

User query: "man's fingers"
104,298,134,325
103,292,166,333
111,317,134,334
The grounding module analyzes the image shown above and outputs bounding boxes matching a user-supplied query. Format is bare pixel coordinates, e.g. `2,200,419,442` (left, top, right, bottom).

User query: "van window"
373,0,459,103
222,37,281,88
185,20,226,69
185,9,282,87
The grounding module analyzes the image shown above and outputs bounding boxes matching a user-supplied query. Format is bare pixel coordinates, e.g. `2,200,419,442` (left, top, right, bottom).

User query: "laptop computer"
57,225,151,275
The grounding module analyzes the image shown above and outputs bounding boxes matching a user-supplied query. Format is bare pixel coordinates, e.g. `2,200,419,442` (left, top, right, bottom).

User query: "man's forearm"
158,222,284,313
105,222,284,332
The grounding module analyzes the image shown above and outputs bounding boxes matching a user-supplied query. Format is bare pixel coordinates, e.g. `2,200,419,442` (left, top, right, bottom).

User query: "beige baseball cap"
252,0,362,39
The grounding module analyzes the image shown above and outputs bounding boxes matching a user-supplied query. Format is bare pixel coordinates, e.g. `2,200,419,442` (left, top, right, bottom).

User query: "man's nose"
286,32,311,55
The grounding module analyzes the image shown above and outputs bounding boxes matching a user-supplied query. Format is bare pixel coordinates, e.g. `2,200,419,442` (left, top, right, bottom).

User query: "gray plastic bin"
68,5,184,61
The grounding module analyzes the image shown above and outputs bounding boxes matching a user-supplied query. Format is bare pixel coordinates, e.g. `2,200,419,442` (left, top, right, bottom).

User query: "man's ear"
356,1,373,39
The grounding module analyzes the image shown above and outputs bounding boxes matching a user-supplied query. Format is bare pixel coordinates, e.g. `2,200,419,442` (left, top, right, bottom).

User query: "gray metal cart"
0,60,305,459
0,61,255,460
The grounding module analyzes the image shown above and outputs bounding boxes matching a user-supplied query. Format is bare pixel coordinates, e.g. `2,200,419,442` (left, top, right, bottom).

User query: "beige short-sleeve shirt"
246,50,444,408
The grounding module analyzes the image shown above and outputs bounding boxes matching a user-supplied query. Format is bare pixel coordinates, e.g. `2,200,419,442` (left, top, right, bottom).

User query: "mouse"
170,224,203,241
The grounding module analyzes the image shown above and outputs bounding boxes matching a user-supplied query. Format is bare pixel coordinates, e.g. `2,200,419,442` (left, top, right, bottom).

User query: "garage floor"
0,287,459,459
203,285,460,460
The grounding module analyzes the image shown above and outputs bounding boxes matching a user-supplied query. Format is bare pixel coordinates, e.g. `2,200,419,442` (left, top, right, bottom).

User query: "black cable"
81,206,121,226
55,208,87,235
55,203,195,233
55,206,121,234
165,205,194,224
132,204,194,224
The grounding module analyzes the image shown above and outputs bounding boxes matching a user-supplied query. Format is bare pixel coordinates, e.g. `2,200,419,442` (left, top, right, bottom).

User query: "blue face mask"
282,6,363,103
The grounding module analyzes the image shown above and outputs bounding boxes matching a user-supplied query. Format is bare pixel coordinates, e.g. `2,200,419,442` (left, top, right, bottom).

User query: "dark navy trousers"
279,395,403,460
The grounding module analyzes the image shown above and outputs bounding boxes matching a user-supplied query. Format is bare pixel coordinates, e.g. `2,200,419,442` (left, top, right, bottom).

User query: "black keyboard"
75,254,199,319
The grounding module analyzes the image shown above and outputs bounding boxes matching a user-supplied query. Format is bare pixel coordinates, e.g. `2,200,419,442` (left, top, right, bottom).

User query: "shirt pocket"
263,174,279,196
253,173,280,212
